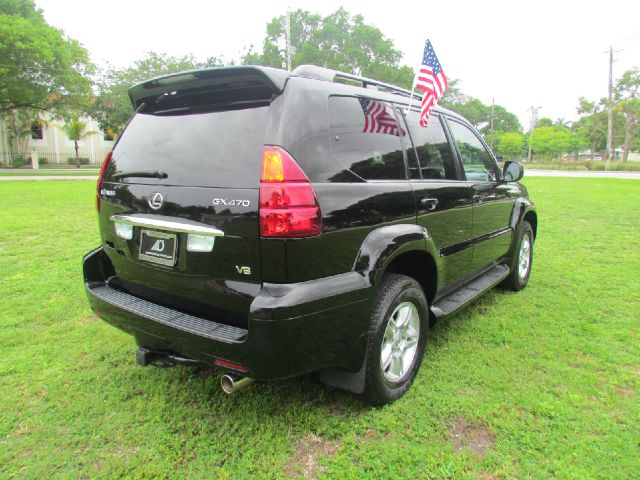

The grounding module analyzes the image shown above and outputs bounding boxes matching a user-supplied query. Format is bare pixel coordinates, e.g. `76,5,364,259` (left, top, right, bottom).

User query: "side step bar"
431,264,510,318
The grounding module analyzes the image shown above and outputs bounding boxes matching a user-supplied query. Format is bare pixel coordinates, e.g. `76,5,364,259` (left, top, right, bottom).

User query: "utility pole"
527,106,540,163
606,45,614,168
285,10,292,72
490,98,495,152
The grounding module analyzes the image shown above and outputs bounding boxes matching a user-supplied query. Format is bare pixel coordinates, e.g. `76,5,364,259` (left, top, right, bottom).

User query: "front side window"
405,112,457,180
447,120,500,182
329,96,406,180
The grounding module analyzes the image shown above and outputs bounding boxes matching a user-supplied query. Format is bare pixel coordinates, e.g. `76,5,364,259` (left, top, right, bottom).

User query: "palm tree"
554,117,571,130
62,115,95,167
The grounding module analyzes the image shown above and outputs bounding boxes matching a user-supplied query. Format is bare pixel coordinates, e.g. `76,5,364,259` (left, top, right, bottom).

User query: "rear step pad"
89,284,247,342
431,264,510,318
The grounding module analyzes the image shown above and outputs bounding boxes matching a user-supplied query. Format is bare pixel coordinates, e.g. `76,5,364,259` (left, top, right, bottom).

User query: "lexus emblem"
148,192,164,210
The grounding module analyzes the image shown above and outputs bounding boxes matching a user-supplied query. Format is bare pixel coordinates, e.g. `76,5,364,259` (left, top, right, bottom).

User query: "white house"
0,114,114,167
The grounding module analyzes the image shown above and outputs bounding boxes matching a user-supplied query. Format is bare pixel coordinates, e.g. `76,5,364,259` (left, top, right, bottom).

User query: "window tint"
108,106,268,188
448,120,499,182
405,112,457,180
329,96,406,180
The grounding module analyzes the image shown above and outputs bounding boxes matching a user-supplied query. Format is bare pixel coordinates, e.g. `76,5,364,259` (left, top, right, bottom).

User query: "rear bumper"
83,247,372,380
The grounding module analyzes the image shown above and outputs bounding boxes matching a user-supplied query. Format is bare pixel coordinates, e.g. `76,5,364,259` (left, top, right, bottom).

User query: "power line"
617,40,640,52
613,29,640,48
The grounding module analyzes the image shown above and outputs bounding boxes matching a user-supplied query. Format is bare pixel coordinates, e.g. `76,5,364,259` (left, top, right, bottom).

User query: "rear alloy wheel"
362,274,428,405
503,221,534,291
380,302,420,382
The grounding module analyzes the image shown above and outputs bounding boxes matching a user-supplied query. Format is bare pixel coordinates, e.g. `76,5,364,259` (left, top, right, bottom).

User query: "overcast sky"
38,0,640,128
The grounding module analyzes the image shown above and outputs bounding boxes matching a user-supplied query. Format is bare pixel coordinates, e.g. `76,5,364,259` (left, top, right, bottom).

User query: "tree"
613,68,640,162
448,98,488,128
243,8,414,88
574,97,625,160
61,115,94,167
439,85,522,134
439,78,469,107
530,125,581,159
0,0,94,113
535,117,554,128
494,131,527,159
487,105,522,134
89,52,222,138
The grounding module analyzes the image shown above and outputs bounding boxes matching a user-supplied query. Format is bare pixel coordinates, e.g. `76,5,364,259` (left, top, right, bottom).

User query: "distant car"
83,65,537,405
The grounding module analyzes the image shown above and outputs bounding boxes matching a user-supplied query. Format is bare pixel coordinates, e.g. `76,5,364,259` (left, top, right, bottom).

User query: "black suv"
83,65,536,405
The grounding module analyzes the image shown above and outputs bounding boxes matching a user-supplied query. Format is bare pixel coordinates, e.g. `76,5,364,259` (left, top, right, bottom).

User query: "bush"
67,157,90,165
11,156,29,167
591,161,640,171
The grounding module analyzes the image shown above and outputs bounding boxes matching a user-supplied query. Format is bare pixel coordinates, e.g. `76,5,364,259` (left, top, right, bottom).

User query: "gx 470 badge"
212,198,251,207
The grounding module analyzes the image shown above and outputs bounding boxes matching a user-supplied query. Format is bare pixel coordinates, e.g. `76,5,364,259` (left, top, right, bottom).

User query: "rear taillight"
96,152,112,213
259,146,322,238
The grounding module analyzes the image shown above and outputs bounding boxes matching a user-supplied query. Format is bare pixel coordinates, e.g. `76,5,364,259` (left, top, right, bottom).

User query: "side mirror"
503,161,524,182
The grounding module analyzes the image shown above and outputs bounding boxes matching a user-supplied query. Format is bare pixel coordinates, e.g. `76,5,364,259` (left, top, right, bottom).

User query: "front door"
446,119,516,271
400,110,475,290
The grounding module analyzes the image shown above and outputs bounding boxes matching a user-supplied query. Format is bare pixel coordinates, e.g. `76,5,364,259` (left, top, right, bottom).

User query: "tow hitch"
136,347,200,368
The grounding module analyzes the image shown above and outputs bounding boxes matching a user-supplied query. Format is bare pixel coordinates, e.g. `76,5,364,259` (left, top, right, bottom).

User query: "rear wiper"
112,170,168,180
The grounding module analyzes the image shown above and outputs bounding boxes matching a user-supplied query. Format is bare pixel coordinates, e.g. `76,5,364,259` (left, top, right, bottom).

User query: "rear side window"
405,112,457,180
329,96,406,180
108,106,269,188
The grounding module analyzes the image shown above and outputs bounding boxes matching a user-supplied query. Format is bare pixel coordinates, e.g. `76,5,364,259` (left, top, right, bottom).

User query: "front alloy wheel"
517,234,532,282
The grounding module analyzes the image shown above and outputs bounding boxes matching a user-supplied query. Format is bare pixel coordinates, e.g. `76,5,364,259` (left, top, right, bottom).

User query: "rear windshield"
108,106,269,188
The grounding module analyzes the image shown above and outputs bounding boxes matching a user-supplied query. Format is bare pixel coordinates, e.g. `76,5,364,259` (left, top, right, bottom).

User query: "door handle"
421,197,439,211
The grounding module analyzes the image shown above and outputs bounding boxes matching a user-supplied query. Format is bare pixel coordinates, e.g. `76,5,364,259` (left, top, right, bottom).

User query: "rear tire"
362,274,429,405
503,221,534,291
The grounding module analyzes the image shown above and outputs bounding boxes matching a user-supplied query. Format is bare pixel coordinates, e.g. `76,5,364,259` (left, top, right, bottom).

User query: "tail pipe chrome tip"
220,373,254,394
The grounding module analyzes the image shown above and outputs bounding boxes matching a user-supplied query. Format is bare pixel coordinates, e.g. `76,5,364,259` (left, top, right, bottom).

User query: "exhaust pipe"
220,373,254,394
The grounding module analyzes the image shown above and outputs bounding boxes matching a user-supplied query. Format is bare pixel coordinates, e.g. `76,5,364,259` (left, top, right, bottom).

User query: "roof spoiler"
128,66,290,110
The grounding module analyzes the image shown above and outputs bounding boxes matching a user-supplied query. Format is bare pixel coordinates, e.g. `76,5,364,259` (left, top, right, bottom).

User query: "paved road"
0,175,98,181
526,169,640,180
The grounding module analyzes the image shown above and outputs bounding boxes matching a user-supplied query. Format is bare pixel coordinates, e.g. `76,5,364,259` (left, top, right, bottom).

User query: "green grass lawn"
1,179,638,479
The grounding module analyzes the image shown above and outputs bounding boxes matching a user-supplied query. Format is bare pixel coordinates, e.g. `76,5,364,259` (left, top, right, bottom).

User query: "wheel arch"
352,224,439,301
321,225,438,395
523,210,537,239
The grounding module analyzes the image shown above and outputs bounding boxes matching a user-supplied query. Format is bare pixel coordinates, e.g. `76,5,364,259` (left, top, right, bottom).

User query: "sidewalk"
0,175,98,181
526,169,640,180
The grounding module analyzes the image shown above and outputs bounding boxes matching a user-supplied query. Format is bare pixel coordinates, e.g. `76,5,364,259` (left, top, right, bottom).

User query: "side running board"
431,264,510,318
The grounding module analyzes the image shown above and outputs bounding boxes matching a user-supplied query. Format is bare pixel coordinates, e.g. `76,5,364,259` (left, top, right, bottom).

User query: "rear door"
401,110,475,289
445,118,516,271
99,82,274,327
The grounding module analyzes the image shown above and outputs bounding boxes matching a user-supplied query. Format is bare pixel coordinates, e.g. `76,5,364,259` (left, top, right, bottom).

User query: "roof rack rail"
291,65,420,100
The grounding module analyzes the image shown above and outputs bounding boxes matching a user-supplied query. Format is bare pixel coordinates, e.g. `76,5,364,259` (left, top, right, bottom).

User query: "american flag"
359,97,405,136
415,40,448,127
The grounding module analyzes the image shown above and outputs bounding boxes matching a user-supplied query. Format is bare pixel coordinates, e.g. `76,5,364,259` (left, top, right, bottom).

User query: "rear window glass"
108,106,269,188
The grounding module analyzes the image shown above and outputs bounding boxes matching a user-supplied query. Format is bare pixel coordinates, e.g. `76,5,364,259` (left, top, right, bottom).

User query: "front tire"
503,221,534,291
362,274,429,405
